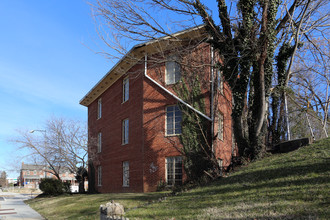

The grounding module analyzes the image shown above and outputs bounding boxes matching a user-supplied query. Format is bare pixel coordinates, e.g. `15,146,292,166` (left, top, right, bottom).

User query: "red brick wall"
213,79,233,168
88,63,145,193
87,42,233,193
142,73,183,192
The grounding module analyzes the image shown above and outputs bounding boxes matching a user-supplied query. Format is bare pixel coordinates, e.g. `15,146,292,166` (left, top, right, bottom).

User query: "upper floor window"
166,105,182,136
165,55,180,85
122,118,129,145
123,77,129,103
218,112,224,141
97,98,102,119
217,69,224,94
97,132,102,153
123,161,129,187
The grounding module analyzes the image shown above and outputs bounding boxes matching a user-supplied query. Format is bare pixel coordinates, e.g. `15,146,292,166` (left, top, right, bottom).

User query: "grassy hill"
27,138,330,219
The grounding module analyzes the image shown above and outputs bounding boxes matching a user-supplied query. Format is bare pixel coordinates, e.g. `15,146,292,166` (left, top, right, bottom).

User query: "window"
218,112,224,141
217,69,224,94
97,98,102,119
97,166,102,186
123,161,129,187
122,119,129,145
123,77,129,102
166,105,182,135
165,55,180,85
166,156,182,186
97,132,102,153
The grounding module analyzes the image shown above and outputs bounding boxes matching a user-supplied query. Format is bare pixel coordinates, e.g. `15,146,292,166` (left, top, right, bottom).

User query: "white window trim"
97,98,102,119
123,161,129,187
165,55,180,85
165,156,183,186
217,69,224,95
97,132,102,153
123,77,129,103
218,112,224,141
122,118,129,145
165,105,182,136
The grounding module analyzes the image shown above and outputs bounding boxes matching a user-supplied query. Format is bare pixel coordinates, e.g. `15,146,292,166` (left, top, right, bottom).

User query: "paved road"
0,189,44,219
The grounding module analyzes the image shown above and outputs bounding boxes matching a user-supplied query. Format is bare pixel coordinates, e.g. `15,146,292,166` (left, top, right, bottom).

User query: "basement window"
166,156,182,186
123,161,129,187
97,166,102,186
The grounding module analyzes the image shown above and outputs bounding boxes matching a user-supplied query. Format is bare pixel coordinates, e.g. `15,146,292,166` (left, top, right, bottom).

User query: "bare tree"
0,171,7,187
269,0,329,144
12,117,88,193
288,37,330,139
45,117,89,193
14,129,64,180
90,0,329,161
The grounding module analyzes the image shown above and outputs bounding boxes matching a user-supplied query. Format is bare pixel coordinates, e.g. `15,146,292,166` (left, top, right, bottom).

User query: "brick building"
80,26,234,193
19,162,76,189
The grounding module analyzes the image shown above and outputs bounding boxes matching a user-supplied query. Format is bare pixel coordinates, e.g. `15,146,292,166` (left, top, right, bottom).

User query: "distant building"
19,162,76,189
7,178,18,186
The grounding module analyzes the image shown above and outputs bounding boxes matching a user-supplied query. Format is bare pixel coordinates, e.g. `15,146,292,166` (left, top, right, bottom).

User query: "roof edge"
79,25,207,107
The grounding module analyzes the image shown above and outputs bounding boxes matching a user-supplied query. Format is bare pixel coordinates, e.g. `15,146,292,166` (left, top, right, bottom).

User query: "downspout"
143,54,147,192
144,55,212,122
210,46,215,153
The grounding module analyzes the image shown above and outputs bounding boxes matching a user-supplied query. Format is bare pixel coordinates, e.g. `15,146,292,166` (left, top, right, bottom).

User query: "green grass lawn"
26,138,330,219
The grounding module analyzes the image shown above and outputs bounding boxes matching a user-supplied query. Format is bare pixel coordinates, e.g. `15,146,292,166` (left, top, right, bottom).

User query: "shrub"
62,181,71,193
156,179,167,191
39,178,71,195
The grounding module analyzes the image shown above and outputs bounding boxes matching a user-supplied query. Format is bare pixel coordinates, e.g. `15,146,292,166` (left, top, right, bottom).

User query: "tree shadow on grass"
162,160,330,218
196,159,329,194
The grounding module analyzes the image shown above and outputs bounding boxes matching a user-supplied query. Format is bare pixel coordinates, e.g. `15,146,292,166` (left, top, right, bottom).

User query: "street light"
29,130,46,133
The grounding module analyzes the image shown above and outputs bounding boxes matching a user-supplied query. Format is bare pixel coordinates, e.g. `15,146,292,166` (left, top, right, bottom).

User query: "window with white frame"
122,119,129,145
97,166,102,186
218,112,224,141
97,98,102,119
165,55,180,85
97,132,102,153
166,105,182,135
166,156,182,186
123,161,129,187
217,69,224,94
123,77,129,103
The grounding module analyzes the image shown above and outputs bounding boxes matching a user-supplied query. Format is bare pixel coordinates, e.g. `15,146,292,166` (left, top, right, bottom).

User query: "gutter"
144,54,212,122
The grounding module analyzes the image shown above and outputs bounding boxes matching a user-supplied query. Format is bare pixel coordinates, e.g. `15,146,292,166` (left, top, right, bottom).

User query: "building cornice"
79,25,207,107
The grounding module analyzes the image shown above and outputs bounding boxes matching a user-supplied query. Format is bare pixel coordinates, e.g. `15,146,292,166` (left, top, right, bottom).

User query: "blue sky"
0,0,112,178
0,0,225,179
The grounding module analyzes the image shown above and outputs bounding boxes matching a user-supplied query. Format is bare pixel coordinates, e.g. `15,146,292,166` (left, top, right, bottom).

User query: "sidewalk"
0,189,44,219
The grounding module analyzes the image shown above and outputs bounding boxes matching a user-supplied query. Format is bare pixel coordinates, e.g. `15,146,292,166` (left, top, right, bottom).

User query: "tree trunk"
79,179,85,193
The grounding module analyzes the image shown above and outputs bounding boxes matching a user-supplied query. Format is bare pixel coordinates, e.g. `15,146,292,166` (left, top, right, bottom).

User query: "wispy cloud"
0,62,85,109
